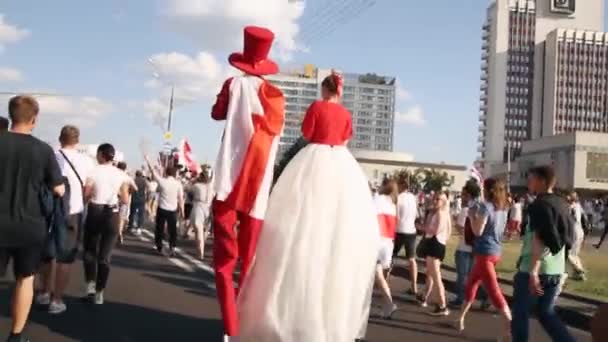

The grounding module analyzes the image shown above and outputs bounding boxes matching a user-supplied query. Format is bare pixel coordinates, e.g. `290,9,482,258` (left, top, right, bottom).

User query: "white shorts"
377,238,394,270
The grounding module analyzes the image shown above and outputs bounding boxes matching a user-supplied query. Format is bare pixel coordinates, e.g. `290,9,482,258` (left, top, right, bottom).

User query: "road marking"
134,229,222,290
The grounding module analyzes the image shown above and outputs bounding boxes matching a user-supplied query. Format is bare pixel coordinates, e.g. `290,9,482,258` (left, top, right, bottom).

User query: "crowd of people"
0,24,600,342
0,95,214,342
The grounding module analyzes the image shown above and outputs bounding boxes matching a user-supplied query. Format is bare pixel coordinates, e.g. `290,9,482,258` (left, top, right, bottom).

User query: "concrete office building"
491,131,608,192
477,0,605,175
267,65,396,158
352,150,468,194
543,29,608,136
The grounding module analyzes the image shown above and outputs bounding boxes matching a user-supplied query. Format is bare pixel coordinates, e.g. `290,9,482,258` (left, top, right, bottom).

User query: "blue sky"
2,1,606,168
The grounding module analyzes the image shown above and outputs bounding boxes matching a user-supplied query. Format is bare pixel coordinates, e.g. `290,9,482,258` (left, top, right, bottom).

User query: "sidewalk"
391,258,600,332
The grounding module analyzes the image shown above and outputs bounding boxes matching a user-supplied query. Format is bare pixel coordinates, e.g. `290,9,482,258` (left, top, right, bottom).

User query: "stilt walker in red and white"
209,26,285,340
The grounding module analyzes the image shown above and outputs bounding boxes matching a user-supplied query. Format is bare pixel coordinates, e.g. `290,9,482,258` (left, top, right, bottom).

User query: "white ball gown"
236,100,380,342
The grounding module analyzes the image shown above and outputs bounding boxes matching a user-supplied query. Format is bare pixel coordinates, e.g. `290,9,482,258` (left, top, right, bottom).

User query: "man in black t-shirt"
0,95,65,342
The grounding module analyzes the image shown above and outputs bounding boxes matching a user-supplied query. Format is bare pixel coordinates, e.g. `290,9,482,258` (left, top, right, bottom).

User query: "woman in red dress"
236,72,380,342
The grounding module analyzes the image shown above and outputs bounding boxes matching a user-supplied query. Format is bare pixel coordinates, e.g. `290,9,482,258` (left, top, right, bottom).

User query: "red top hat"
229,26,279,76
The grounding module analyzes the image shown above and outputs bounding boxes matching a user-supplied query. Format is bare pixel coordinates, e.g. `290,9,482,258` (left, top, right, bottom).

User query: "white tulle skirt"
236,144,380,342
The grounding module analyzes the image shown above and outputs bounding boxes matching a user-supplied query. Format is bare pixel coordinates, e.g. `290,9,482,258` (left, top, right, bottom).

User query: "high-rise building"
477,0,604,174
542,28,608,135
268,65,396,158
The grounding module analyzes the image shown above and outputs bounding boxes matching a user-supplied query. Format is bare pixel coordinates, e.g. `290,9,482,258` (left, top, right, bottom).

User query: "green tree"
393,168,424,193
273,136,308,184
421,169,453,194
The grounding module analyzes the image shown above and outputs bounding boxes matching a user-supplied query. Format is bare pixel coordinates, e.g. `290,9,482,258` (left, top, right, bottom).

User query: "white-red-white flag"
178,139,201,175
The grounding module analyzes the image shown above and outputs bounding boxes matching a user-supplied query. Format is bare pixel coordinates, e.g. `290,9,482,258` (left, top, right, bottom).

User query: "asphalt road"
0,229,592,342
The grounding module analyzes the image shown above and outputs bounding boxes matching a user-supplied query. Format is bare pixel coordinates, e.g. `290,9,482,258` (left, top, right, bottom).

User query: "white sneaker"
94,292,104,305
381,302,398,319
35,292,51,305
48,301,67,314
135,228,142,236
86,282,96,296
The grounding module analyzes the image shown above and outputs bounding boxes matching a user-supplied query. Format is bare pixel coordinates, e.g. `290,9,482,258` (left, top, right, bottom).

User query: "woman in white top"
188,171,213,260
417,192,452,316
82,143,129,305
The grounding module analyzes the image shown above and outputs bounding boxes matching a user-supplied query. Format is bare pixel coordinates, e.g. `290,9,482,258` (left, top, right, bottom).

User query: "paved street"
0,229,592,342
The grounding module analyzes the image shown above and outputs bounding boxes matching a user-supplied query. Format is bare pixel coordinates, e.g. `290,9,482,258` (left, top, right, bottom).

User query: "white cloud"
163,0,305,61
142,51,234,118
37,96,113,127
395,105,427,126
0,14,29,51
0,67,23,82
396,84,411,102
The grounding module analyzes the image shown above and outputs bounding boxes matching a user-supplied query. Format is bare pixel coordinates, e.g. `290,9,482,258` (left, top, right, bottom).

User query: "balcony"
480,93,488,101
477,145,486,153
479,124,487,132
480,102,487,110
478,136,485,143
481,62,488,71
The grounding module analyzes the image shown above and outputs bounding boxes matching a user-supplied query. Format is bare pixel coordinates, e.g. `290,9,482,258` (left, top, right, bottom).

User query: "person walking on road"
0,95,65,342
36,125,94,314
128,171,148,236
115,162,136,245
82,144,130,305
511,166,575,342
449,180,488,308
392,176,419,296
417,192,451,316
456,178,511,339
187,171,213,260
237,71,379,341
374,178,399,319
566,192,586,281
145,158,184,257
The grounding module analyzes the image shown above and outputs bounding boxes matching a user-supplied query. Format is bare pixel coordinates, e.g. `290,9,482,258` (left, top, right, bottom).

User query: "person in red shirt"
236,72,380,341
374,178,399,319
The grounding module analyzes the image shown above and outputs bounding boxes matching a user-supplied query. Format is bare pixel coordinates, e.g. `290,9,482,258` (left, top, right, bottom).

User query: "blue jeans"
128,201,146,229
454,250,487,304
511,272,575,342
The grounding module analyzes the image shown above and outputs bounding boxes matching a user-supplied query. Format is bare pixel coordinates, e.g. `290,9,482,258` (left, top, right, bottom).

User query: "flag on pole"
177,139,201,175
470,165,484,186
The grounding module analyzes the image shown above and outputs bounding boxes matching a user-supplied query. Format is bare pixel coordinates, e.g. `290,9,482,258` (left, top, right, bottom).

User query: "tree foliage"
392,168,424,193
393,168,454,194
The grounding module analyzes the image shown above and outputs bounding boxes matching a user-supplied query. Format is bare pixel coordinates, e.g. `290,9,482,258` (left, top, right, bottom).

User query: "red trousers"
464,254,508,311
212,199,263,336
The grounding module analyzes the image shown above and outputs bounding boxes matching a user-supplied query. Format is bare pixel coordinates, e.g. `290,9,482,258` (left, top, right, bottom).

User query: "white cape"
236,144,380,342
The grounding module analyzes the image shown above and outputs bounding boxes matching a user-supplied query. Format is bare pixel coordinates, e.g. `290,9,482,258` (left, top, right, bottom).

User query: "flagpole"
167,85,174,133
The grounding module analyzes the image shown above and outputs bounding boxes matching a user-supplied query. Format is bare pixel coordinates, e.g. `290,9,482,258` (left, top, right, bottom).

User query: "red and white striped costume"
375,194,397,269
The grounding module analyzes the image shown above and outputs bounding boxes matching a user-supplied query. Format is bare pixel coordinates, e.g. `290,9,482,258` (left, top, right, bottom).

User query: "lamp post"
507,139,512,191
147,58,175,142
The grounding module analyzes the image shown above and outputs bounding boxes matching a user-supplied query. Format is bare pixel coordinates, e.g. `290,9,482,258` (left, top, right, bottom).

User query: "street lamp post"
507,139,512,191
147,58,176,141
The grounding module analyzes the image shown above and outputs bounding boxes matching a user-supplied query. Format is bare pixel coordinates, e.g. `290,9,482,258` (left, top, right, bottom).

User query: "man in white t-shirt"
36,125,94,314
146,157,184,257
392,179,419,295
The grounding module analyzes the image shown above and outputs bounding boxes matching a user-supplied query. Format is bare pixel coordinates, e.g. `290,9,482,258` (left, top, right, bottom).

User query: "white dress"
189,183,213,229
236,144,380,342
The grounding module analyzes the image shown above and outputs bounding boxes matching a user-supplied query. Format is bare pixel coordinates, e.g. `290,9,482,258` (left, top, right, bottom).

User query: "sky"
1,1,606,167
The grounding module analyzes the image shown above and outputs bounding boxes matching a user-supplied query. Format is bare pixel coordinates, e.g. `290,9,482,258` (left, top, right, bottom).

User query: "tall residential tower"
268,65,396,157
